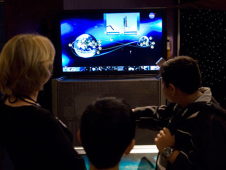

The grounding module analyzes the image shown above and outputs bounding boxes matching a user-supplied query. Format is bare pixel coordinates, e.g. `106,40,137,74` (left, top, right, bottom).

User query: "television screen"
58,9,166,75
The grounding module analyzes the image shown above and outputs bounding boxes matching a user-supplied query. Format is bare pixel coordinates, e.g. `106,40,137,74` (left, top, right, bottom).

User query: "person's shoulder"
207,99,226,115
31,105,52,116
10,105,54,125
28,105,56,122
193,100,226,121
209,102,226,121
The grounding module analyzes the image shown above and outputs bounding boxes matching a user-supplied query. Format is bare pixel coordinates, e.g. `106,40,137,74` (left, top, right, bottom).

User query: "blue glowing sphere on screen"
73,34,98,58
138,36,150,47
149,12,155,19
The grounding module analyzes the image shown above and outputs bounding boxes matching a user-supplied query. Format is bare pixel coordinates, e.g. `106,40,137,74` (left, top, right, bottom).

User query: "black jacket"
0,102,85,170
134,93,226,170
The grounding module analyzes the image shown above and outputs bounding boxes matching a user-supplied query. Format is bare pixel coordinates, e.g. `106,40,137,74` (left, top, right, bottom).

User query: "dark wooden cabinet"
52,77,165,145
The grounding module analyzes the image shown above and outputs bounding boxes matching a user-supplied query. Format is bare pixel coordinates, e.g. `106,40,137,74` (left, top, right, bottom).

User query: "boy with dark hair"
79,97,136,170
133,56,226,170
160,56,201,94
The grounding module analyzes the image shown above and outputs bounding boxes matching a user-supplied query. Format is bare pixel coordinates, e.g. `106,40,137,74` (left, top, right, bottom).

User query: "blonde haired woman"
0,34,85,170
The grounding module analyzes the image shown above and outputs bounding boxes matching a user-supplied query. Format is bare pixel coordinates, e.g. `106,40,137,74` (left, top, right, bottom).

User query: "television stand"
52,77,165,145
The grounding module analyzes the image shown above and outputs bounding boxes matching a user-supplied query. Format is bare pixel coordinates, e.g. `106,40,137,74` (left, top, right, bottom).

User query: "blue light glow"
62,53,70,66
61,22,73,35
149,12,155,19
151,19,162,32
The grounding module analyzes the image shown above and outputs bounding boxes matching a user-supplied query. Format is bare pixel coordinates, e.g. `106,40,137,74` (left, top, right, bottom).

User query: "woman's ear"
124,139,135,155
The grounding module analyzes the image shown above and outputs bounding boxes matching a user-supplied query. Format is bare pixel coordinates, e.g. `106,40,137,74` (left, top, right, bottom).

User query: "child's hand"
154,127,175,152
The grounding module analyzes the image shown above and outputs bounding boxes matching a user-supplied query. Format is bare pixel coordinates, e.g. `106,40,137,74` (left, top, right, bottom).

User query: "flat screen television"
57,8,166,76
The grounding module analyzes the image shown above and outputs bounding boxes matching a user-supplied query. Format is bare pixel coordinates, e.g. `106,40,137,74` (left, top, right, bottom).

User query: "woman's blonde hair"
0,34,55,97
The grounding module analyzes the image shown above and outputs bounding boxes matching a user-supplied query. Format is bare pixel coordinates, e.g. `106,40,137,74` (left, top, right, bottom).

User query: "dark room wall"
4,0,63,40
0,1,5,50
179,8,226,108
179,0,226,108
179,0,226,10
64,0,176,10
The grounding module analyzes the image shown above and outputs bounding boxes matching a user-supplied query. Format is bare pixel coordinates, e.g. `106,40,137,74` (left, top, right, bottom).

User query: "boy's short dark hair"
80,97,136,169
160,56,201,94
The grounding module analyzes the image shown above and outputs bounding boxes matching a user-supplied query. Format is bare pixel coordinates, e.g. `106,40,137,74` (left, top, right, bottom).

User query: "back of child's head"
80,97,136,169
160,56,201,94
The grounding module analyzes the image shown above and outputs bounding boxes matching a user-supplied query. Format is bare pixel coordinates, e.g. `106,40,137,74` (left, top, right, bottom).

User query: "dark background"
0,0,226,109
179,0,226,108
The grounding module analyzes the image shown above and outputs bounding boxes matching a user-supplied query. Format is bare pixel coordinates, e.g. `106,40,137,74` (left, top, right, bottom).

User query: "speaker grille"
52,77,164,145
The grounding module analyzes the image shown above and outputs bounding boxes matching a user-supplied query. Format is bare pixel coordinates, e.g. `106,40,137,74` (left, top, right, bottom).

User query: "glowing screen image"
105,13,139,35
60,10,165,73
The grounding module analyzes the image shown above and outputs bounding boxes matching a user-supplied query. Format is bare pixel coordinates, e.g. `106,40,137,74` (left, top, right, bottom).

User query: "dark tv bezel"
56,8,167,77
